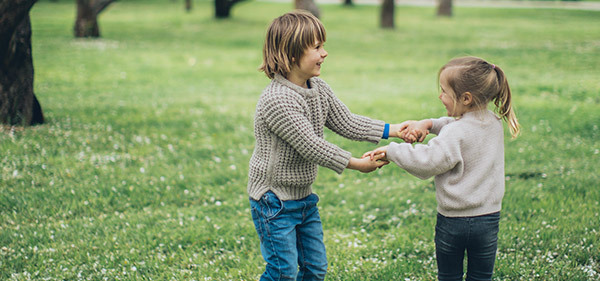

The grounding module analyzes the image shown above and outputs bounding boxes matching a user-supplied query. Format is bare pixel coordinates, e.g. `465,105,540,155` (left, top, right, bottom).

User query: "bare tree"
0,0,44,126
380,0,394,28
74,0,115,37
185,0,192,12
437,0,452,17
215,0,246,18
295,0,320,19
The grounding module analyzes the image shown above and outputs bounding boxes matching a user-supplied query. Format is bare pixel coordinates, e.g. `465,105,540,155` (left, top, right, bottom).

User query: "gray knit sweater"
386,110,505,217
247,74,385,201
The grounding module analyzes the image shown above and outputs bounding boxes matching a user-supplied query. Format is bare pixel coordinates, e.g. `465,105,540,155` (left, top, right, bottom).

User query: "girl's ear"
462,92,473,106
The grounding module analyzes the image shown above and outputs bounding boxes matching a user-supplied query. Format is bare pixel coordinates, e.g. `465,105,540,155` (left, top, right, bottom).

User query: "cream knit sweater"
247,74,385,201
386,110,505,217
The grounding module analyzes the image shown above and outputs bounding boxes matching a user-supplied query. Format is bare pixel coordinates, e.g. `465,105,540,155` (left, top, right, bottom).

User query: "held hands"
347,153,389,173
390,120,432,144
347,120,431,173
359,119,432,167
362,145,389,162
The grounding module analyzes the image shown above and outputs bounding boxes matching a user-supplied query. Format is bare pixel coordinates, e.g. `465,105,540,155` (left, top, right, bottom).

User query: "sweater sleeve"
430,117,455,135
385,131,462,180
261,92,352,174
317,80,385,143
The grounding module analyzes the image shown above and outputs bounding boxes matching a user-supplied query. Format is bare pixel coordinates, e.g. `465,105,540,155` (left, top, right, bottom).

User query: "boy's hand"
347,153,389,173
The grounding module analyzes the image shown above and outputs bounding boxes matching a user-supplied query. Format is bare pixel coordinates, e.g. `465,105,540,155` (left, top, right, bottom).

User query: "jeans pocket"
260,191,284,221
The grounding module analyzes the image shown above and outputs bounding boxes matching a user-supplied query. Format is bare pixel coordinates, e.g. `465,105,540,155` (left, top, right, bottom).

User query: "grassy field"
1,0,599,279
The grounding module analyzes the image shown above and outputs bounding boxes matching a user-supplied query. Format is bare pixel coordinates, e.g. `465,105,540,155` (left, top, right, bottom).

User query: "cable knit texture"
385,110,505,217
248,74,385,201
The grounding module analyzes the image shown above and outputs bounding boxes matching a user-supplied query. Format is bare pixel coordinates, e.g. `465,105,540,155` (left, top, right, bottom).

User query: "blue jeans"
435,212,500,281
250,191,327,281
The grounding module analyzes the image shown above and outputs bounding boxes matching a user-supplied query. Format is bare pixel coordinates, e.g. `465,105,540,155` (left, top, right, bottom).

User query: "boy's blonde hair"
259,10,326,79
439,56,521,138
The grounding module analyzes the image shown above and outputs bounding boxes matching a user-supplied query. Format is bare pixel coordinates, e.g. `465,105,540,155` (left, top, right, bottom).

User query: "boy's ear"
462,92,473,106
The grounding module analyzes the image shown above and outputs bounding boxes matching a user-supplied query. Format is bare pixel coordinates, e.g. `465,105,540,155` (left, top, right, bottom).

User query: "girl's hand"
362,145,389,161
398,120,431,143
348,153,389,173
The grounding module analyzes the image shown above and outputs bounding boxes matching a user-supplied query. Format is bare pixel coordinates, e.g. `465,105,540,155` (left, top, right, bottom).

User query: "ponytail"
492,66,520,138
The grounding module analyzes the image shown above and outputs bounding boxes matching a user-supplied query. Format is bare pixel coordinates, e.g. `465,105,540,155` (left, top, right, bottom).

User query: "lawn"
1,0,599,279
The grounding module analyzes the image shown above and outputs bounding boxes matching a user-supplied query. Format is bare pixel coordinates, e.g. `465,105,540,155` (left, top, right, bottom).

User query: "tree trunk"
295,0,321,19
344,0,353,6
437,0,452,17
380,0,394,29
0,0,44,126
74,0,115,38
214,0,247,18
185,0,192,12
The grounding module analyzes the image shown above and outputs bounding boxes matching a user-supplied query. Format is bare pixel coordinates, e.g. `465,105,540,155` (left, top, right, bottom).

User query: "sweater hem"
247,183,313,201
437,204,501,218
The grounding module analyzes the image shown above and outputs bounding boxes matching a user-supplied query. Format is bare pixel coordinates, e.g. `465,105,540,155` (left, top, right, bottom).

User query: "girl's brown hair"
259,10,326,79
439,56,520,138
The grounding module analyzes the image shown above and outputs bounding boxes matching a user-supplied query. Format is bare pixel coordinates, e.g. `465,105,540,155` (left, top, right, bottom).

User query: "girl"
249,10,405,281
366,56,520,281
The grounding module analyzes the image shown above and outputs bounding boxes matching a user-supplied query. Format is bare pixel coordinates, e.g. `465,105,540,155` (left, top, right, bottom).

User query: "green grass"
1,0,599,279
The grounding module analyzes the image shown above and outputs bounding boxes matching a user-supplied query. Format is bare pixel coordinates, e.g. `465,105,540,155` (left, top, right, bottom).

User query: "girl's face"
290,40,327,85
439,70,467,117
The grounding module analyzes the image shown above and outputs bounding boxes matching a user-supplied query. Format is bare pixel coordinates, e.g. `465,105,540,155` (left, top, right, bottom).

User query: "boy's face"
293,40,328,81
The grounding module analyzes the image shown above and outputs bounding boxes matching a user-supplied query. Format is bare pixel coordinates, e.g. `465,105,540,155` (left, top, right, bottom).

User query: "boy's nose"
321,49,328,58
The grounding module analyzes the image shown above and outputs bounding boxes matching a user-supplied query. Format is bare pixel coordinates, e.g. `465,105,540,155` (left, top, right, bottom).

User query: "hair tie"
491,64,496,69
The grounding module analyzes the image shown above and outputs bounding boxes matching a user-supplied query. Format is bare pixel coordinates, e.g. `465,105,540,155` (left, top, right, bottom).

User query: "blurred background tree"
215,0,247,18
0,0,44,126
295,0,321,18
381,0,394,28
74,0,115,37
437,0,452,16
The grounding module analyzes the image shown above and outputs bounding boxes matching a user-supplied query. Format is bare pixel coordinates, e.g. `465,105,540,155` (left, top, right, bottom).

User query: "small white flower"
140,167,145,173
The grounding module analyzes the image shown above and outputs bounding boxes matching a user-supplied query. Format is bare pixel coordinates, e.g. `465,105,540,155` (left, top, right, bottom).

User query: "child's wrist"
420,119,433,130
382,123,390,139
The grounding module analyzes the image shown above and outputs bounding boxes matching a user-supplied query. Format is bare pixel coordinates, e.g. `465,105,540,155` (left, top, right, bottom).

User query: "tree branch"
93,0,116,15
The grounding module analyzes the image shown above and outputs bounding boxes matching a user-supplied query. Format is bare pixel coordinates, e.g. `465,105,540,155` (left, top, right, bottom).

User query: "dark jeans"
435,212,500,281
250,191,327,281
